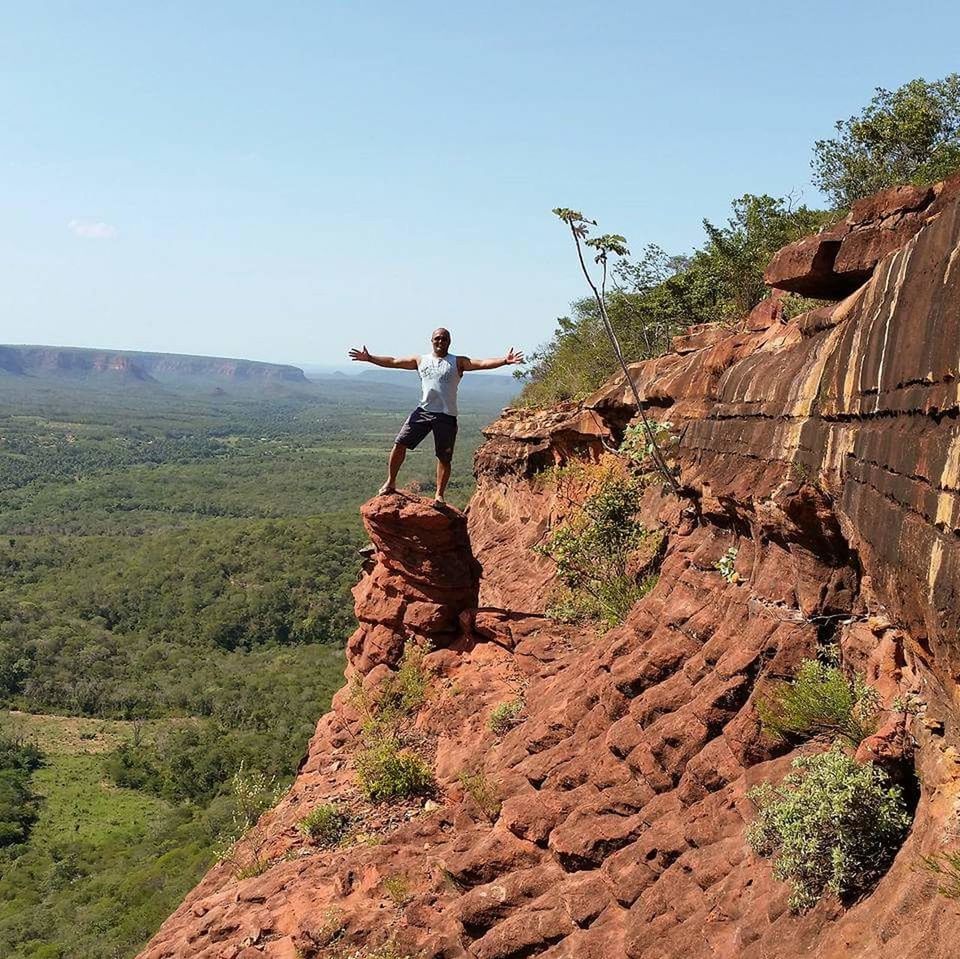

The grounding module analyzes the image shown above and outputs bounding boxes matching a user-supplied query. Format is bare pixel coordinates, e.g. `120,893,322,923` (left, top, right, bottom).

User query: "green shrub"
620,420,678,470
351,642,436,801
716,546,739,584
296,803,348,846
376,641,431,722
458,768,501,822
758,656,880,747
536,462,657,626
488,699,524,736
338,944,415,959
747,745,911,911
382,873,411,905
234,855,270,880
213,760,283,878
355,739,434,802
921,850,960,899
547,575,657,626
353,640,432,741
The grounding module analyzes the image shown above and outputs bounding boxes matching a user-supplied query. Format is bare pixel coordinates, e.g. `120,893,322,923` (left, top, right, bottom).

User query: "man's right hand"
348,345,371,362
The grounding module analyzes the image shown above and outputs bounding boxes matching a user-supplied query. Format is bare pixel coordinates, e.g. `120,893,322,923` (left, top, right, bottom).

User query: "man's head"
431,328,451,357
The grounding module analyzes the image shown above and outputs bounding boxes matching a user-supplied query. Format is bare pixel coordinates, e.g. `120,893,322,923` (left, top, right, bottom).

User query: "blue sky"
2,1,959,366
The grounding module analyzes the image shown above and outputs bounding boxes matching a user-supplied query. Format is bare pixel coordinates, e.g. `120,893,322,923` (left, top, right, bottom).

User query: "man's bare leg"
435,458,452,503
379,444,406,495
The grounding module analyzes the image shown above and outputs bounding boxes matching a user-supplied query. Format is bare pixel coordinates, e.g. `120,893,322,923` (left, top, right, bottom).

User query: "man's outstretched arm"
459,347,525,372
348,345,418,370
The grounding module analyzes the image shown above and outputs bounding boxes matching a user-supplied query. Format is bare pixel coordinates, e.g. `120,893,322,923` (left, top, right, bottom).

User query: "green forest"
0,373,507,959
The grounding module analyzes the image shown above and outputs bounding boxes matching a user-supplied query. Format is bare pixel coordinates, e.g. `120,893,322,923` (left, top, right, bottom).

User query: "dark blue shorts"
395,406,458,463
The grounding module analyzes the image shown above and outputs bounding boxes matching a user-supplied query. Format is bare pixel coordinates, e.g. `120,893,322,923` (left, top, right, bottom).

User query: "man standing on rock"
348,329,524,503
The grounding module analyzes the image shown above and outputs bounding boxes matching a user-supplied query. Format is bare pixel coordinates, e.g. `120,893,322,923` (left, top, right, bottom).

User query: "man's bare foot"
378,482,396,496
434,494,445,505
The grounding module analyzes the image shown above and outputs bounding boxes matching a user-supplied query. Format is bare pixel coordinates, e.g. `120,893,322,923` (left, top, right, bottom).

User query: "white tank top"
418,353,460,416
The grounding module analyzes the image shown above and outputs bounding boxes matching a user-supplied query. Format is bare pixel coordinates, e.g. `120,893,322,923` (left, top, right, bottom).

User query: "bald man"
349,328,524,503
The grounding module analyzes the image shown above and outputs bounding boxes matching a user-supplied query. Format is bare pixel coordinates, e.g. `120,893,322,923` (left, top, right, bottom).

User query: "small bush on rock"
488,698,524,735
716,546,739,584
458,767,501,822
921,850,960,899
747,745,911,911
536,460,657,626
377,640,431,720
337,945,415,959
355,738,434,801
758,655,880,747
382,874,412,905
620,420,678,472
351,642,436,801
353,640,433,739
296,802,348,845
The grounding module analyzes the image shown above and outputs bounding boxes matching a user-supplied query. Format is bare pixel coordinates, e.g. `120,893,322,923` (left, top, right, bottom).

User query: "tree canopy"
812,75,960,209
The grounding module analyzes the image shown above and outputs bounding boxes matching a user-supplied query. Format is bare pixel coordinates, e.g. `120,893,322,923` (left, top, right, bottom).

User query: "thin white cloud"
68,218,118,240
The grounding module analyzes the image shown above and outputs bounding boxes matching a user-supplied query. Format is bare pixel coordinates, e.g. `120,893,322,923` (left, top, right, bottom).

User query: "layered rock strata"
347,496,481,675
764,174,960,298
141,180,960,959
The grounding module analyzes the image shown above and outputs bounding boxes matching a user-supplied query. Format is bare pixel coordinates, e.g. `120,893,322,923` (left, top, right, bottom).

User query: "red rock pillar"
346,494,481,675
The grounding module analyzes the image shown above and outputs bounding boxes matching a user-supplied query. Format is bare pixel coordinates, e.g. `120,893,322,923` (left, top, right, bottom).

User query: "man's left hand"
505,347,525,365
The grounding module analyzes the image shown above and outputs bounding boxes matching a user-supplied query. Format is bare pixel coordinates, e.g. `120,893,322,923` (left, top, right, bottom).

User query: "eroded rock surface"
348,495,481,674
141,181,960,959
764,174,960,298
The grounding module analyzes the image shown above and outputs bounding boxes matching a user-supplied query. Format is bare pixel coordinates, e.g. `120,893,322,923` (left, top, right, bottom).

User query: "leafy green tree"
0,732,43,849
812,75,960,208
694,194,830,318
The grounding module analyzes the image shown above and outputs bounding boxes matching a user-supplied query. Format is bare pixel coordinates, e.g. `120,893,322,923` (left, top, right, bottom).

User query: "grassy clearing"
28,753,171,847
3,709,195,755
0,735,218,959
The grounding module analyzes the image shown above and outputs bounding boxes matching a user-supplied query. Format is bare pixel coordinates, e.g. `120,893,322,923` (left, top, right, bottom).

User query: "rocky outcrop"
348,495,481,674
764,174,960,298
469,404,612,612
140,177,960,959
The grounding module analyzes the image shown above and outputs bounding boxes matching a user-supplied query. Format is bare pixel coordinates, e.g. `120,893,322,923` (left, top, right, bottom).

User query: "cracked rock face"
347,495,481,675
763,174,960,299
141,182,960,959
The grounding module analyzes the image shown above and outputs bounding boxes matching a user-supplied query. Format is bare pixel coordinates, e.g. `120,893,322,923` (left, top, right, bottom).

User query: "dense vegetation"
519,75,960,407
0,732,43,849
813,74,960,208
0,372,509,958
519,194,831,406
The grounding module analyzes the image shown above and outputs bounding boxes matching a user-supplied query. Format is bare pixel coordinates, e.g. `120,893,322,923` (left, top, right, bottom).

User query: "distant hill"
0,345,523,415
0,345,309,386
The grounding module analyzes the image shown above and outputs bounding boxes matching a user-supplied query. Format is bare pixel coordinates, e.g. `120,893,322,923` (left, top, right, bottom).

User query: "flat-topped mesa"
347,494,481,674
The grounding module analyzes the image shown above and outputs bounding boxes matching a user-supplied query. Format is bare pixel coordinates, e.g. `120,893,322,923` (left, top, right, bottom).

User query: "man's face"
431,329,451,356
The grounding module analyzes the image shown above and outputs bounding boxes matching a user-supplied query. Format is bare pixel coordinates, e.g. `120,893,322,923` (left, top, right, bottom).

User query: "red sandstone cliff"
139,178,960,958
